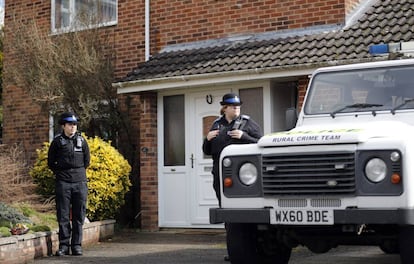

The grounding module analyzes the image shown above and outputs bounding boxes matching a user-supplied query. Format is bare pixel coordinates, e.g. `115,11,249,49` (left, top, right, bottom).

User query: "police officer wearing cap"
202,93,263,205
48,112,90,256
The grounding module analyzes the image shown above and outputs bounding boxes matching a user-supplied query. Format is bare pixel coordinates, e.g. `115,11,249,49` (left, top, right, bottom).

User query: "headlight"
365,158,387,183
239,163,258,186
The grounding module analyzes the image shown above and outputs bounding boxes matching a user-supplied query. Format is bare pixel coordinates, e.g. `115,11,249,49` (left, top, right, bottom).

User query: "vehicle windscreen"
304,65,414,115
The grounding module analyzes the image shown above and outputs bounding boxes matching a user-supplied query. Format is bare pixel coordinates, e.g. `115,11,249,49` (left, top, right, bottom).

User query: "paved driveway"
29,229,400,264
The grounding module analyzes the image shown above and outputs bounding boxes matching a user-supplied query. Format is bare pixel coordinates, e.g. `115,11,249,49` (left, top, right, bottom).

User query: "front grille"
277,198,342,208
262,152,355,196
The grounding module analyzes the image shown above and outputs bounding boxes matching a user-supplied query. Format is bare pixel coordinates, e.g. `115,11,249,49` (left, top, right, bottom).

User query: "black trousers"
55,181,88,249
213,172,221,207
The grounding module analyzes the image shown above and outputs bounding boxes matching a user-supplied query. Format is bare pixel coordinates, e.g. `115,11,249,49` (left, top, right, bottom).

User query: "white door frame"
157,81,273,228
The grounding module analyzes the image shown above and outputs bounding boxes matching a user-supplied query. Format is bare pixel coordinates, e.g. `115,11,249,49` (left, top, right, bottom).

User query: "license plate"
270,209,334,225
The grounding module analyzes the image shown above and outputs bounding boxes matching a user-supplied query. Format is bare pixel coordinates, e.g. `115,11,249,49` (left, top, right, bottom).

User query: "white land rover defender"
210,58,414,264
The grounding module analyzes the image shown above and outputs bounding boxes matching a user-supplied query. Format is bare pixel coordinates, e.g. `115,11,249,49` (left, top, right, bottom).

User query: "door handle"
190,154,194,168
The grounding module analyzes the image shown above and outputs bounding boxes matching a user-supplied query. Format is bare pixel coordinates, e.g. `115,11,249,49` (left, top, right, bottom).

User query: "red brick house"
3,0,412,231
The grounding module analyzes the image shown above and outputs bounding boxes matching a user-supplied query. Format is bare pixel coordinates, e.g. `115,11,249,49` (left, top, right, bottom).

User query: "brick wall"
113,92,158,231
2,85,48,162
3,0,52,161
297,76,310,111
114,1,146,78
0,220,115,264
138,92,158,231
3,0,355,230
151,0,347,48
3,0,352,151
117,93,142,227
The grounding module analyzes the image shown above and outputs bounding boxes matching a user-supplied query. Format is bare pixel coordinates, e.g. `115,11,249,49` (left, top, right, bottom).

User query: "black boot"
72,245,83,256
55,246,69,256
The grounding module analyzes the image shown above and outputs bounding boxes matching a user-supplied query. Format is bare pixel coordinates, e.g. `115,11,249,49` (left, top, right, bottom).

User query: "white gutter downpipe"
145,0,150,61
49,113,54,142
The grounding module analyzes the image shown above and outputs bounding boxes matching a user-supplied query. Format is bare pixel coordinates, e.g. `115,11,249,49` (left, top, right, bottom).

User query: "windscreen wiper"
391,98,414,114
330,103,383,118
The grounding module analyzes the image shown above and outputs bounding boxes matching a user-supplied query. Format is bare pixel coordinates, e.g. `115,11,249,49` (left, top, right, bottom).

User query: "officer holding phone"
202,93,262,205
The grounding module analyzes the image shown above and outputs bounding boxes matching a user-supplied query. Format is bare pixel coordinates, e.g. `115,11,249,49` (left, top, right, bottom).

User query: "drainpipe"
49,113,54,142
145,0,150,61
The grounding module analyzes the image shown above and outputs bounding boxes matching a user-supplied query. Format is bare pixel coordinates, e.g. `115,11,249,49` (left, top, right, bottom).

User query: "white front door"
187,89,230,225
158,89,229,227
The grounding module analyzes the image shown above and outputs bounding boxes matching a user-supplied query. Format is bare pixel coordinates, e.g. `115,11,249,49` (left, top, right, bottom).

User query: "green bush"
30,135,132,221
0,227,11,237
30,225,51,232
0,202,32,226
12,203,57,231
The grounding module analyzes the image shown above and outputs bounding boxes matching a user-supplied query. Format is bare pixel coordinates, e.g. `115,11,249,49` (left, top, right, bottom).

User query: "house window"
239,87,263,130
163,95,185,166
52,0,117,32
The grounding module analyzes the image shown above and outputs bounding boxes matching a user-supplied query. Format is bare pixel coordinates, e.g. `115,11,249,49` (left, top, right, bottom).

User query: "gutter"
114,57,381,94
114,66,314,94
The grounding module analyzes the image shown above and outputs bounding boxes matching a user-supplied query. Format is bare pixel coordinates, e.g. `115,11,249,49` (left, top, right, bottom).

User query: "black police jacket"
202,114,262,176
48,132,90,182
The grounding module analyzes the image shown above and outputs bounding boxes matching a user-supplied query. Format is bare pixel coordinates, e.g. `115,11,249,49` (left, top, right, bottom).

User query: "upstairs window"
52,0,117,32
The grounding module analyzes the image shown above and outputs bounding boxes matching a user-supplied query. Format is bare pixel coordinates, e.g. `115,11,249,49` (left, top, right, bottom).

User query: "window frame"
51,0,118,33
163,94,186,167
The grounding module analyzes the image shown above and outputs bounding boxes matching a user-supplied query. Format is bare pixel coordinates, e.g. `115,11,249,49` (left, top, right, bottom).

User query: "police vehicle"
210,43,414,264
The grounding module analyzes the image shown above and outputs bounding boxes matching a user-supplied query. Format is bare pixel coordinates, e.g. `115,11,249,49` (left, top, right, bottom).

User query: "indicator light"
223,177,233,188
391,173,401,184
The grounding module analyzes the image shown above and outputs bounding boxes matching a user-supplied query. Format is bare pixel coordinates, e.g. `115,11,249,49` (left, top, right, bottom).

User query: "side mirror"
285,108,298,130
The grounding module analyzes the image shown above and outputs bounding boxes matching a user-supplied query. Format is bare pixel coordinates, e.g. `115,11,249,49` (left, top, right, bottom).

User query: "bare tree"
4,11,138,225
5,16,118,137
0,144,51,211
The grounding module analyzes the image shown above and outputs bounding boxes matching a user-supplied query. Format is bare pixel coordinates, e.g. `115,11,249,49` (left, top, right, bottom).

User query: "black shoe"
55,248,69,256
72,246,83,256
224,255,230,261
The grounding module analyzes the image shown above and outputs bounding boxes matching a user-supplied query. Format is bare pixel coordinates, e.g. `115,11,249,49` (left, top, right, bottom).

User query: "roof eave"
114,58,382,94
114,63,320,94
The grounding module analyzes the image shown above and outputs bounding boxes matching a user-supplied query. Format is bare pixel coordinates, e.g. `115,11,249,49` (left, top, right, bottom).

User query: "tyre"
379,239,399,254
399,226,414,264
226,223,291,264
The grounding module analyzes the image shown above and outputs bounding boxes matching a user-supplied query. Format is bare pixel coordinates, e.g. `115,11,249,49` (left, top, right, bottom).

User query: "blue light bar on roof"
369,42,414,56
369,44,389,55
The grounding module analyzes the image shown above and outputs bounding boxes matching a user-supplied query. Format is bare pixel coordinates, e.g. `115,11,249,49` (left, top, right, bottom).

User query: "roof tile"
120,0,414,82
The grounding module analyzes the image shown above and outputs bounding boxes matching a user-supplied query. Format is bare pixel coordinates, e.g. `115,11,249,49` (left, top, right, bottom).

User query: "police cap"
220,93,243,106
59,112,78,125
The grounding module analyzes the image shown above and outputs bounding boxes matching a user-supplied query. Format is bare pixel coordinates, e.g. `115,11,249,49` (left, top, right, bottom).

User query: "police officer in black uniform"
202,93,263,204
203,93,262,262
48,112,90,256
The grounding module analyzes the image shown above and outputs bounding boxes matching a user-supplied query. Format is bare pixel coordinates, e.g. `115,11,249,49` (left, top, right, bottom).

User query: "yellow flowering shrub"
30,135,131,221
30,142,55,195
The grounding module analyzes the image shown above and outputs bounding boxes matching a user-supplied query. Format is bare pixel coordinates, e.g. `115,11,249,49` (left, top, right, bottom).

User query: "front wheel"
399,226,414,264
379,239,399,254
226,223,291,264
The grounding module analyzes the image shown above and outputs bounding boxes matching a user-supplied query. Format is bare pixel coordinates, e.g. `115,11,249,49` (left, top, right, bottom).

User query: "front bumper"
210,207,414,225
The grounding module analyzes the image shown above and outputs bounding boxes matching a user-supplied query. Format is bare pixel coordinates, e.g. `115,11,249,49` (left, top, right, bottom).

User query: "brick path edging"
0,219,115,264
